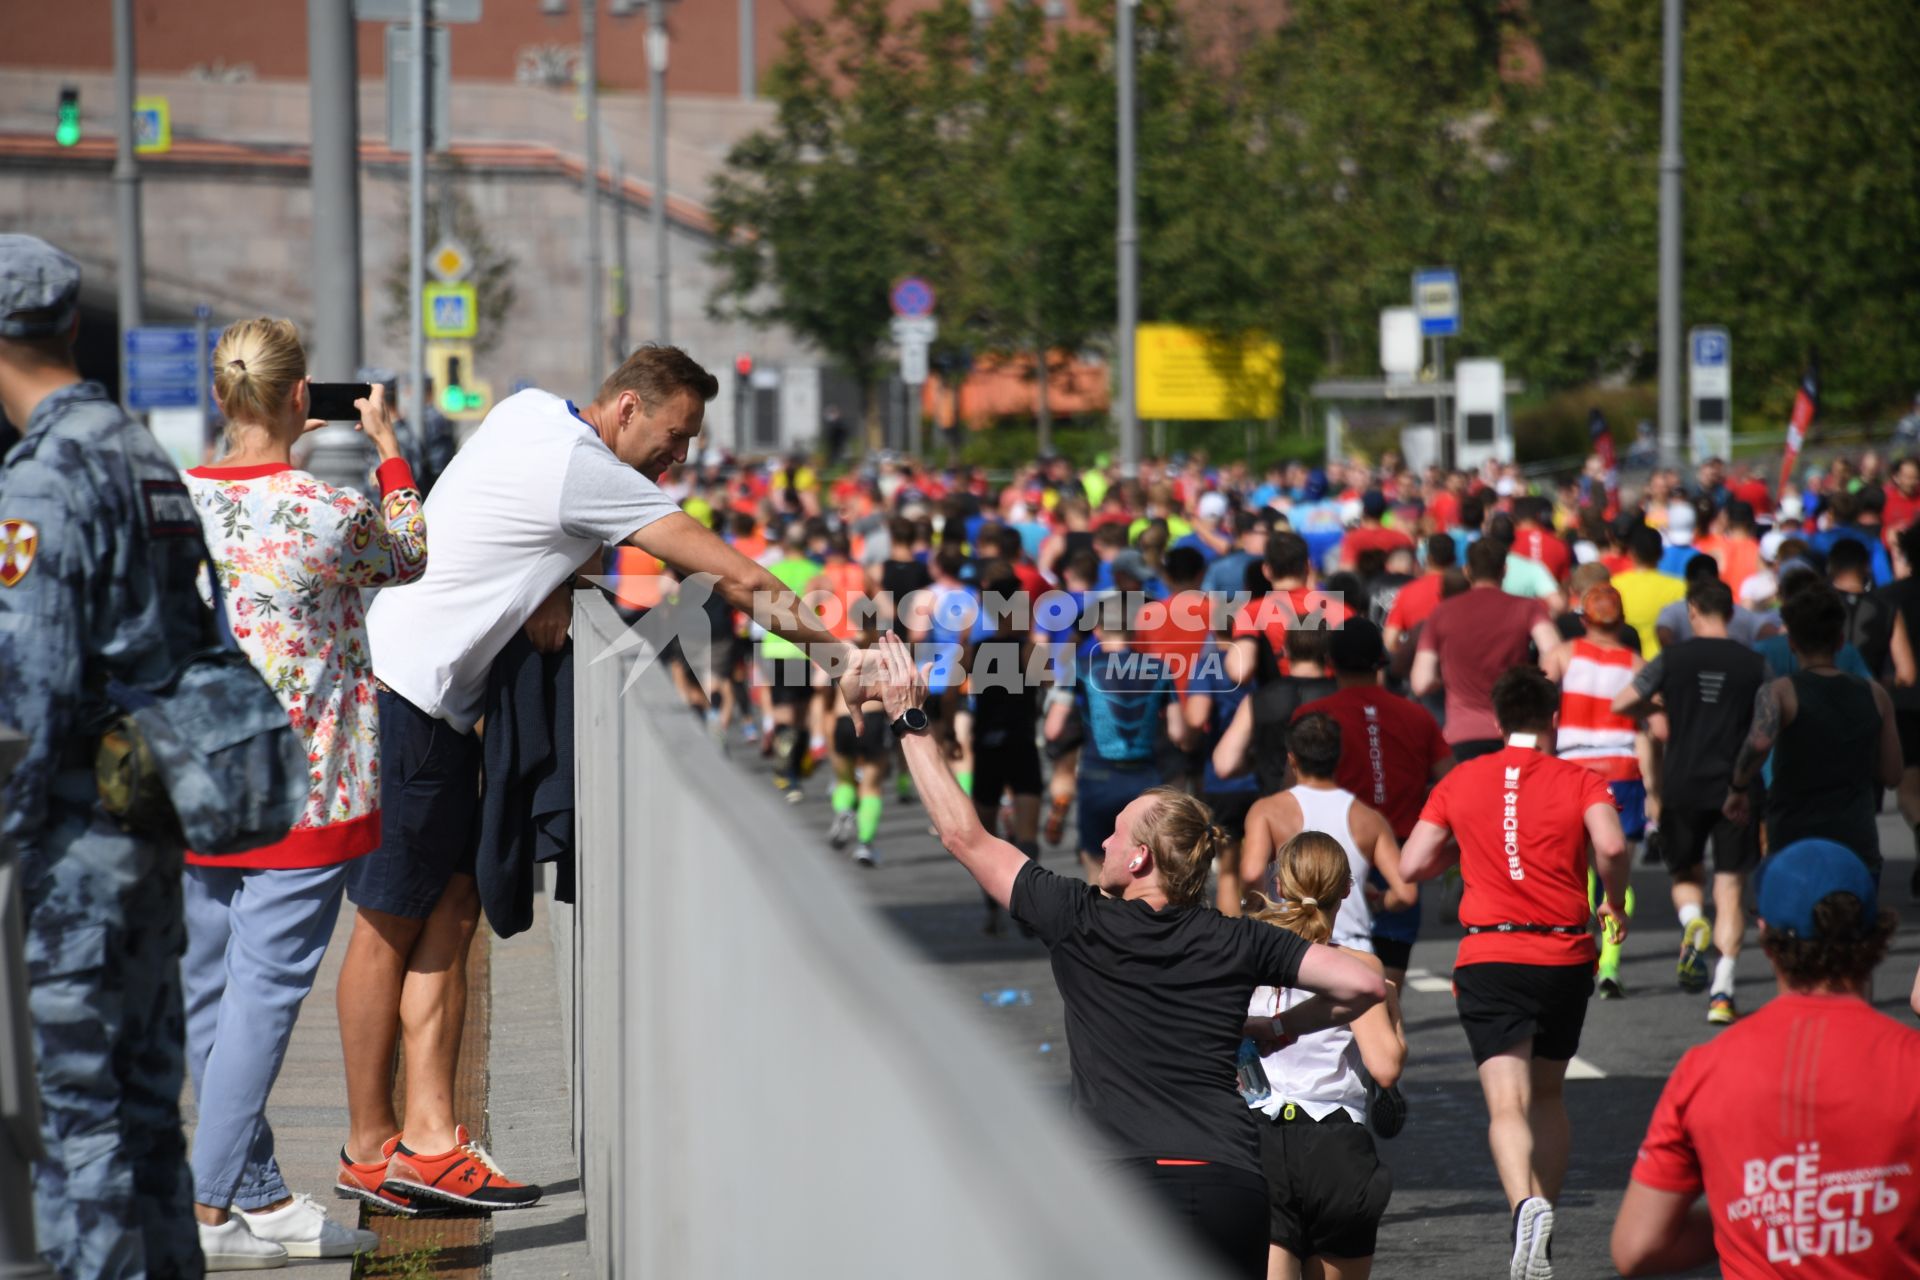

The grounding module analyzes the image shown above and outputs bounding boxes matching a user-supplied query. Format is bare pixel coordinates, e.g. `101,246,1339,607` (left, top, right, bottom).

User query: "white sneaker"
1509,1196,1553,1280
238,1193,379,1259
854,843,878,867
828,810,856,848
197,1216,288,1271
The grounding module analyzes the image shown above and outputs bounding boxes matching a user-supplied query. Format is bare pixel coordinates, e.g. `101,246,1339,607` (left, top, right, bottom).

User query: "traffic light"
56,87,80,148
427,342,491,420
734,352,753,378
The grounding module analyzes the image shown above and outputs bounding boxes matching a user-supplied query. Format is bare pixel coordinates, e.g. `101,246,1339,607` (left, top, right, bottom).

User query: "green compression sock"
896,771,913,798
955,772,973,797
857,794,883,844
832,781,856,813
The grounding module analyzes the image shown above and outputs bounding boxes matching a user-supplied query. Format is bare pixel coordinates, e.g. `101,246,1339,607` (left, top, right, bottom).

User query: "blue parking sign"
1693,328,1728,367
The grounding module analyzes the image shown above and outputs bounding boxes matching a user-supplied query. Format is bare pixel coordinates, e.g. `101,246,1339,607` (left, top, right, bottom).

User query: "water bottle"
1235,1038,1271,1105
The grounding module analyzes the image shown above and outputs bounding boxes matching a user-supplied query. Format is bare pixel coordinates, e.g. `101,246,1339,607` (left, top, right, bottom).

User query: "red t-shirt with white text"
1632,994,1920,1278
1296,686,1450,840
1513,526,1572,582
1418,746,1611,967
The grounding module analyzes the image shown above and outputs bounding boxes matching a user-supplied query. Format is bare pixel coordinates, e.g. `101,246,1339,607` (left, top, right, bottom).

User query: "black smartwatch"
891,707,930,737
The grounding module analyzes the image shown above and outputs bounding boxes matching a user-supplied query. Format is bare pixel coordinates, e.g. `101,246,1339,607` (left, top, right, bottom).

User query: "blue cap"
1755,840,1879,939
0,235,81,339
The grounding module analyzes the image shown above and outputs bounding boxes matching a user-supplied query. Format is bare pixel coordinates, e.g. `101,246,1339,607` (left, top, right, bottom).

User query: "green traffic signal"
56,88,80,147
440,384,464,412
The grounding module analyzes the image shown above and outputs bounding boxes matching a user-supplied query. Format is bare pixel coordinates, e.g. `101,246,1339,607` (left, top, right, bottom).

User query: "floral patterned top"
183,458,427,868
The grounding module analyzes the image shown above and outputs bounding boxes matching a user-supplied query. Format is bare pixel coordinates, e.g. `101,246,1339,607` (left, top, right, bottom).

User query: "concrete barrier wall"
563,593,1223,1279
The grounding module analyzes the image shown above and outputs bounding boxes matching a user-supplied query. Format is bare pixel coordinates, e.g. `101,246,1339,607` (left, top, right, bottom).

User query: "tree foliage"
705,0,1920,434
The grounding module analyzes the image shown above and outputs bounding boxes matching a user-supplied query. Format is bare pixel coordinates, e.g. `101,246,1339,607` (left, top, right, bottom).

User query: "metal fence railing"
561,593,1219,1278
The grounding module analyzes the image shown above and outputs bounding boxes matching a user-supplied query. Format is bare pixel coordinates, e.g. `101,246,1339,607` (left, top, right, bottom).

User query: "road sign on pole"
1688,325,1732,462
900,342,930,387
125,324,218,412
386,24,451,153
133,96,171,154
890,277,936,319
890,316,938,345
356,0,482,21
424,283,478,338
428,239,471,283
1380,307,1420,382
1412,268,1460,338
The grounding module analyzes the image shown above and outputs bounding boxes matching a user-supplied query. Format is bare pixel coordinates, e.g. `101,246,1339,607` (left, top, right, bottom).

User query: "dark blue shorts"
346,688,479,920
1077,759,1157,857
1609,780,1648,841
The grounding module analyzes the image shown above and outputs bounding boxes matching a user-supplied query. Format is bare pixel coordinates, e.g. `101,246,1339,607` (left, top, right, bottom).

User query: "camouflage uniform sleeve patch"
0,517,38,586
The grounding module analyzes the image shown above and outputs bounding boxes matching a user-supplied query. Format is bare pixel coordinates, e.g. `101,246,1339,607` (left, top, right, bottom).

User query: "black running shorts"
1452,962,1594,1066
972,723,1043,801
1260,1111,1392,1261
1661,805,1762,877
832,711,889,762
763,656,815,708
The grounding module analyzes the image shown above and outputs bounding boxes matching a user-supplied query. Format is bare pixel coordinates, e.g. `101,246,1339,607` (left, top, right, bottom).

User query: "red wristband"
375,458,417,496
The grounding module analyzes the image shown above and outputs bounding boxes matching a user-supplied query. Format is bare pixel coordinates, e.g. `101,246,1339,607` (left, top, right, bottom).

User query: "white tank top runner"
1248,985,1368,1122
1279,784,1375,953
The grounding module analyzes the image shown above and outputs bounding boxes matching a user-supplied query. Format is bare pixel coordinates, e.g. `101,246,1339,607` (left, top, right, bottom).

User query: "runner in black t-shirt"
1614,579,1766,1023
965,560,1043,936
878,515,935,641
1207,628,1338,795
875,634,1385,1279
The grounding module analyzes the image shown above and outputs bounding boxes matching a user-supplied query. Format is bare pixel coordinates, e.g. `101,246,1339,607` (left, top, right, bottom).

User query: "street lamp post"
583,0,604,385
648,0,671,345
1657,0,1685,466
112,0,143,406
1115,0,1139,477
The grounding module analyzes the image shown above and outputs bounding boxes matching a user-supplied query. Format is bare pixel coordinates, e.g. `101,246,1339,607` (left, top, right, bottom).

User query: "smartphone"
308,382,373,422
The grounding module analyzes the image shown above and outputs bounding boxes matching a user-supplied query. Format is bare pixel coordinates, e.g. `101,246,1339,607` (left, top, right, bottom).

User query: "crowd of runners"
6,225,1919,1278
648,439,1920,1278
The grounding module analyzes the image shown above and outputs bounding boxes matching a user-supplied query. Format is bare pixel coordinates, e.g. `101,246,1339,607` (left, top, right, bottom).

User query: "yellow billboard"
1134,324,1283,420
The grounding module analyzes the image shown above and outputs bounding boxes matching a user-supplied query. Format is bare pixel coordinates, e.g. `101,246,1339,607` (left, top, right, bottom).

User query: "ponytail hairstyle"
1130,787,1226,908
212,318,306,443
1247,831,1352,945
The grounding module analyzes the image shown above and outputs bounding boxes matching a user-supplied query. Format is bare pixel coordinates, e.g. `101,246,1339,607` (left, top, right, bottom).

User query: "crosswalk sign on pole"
423,283,478,339
134,96,171,154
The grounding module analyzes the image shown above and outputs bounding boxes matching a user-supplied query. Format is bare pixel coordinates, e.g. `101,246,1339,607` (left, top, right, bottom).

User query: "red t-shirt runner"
1383,571,1445,634
1135,589,1214,697
1339,523,1415,568
1512,525,1572,582
1295,686,1450,839
1231,586,1354,658
1631,994,1920,1278
1417,744,1612,967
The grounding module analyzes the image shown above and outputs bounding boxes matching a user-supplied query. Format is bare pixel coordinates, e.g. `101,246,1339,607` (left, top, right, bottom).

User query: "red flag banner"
1778,356,1819,497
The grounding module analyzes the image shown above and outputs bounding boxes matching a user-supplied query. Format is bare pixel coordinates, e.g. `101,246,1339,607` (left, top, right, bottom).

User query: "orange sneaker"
383,1125,542,1211
335,1135,427,1217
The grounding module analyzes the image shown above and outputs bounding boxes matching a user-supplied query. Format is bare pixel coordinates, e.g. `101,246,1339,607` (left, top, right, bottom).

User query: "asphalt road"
741,739,1920,1279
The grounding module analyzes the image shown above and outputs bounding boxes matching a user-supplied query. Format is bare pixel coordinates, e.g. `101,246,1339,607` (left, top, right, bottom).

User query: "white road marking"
1403,968,1454,994
1566,1056,1607,1080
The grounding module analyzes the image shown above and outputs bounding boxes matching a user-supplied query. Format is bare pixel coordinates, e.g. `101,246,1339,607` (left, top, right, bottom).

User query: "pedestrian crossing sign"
423,283,478,339
134,97,171,154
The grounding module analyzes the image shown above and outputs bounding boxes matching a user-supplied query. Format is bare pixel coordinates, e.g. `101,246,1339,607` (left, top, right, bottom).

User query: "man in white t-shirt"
333,346,874,1214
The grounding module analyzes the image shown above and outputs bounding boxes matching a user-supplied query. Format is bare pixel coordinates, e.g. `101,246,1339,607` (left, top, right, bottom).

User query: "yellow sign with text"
1134,324,1283,421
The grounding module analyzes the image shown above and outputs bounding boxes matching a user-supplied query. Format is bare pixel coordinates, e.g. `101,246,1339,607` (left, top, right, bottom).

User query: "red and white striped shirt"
1557,639,1641,782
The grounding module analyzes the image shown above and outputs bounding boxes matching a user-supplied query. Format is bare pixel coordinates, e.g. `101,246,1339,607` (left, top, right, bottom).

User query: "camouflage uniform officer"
0,235,213,1279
